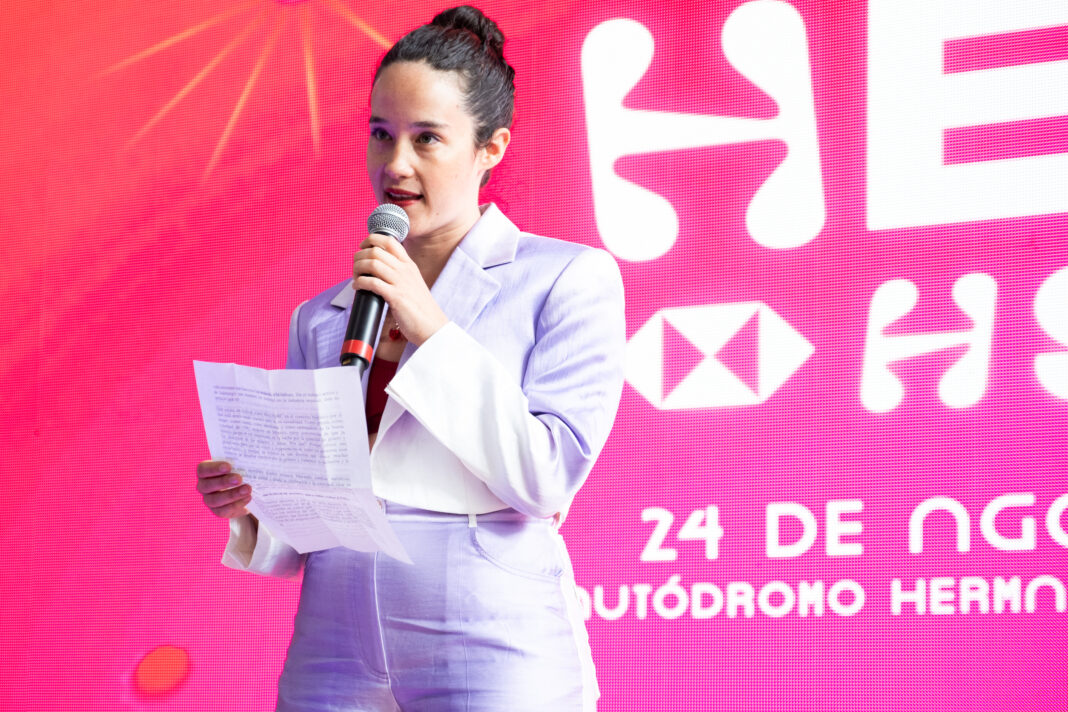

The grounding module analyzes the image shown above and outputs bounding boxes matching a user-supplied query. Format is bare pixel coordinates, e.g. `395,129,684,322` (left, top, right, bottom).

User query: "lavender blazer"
224,204,625,576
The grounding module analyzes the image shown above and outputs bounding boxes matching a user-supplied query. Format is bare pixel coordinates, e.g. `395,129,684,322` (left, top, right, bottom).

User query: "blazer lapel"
311,283,351,369
314,280,372,390
430,203,518,333
377,204,519,439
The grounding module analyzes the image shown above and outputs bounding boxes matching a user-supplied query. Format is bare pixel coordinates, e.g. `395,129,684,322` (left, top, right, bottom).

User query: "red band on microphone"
342,340,375,364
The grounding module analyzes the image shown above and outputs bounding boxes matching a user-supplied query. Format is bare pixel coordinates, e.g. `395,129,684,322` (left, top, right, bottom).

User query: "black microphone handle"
340,287,385,375
339,203,410,373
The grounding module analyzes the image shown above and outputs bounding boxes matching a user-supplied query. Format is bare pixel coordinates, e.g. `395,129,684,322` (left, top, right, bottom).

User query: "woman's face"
367,61,505,244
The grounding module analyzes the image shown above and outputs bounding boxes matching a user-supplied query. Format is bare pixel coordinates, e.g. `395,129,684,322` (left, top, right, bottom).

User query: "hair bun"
377,4,515,151
431,5,505,58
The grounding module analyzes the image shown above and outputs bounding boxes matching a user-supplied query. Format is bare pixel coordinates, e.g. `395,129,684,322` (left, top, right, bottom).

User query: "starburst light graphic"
101,0,392,179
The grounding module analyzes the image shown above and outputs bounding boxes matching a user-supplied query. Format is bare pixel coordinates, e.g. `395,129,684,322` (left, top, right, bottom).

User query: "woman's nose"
384,141,414,179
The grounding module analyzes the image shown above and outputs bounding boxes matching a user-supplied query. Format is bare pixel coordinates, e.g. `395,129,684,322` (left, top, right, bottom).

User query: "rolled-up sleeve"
221,516,304,578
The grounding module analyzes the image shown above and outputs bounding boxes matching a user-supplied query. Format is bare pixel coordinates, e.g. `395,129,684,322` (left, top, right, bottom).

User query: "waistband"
380,500,550,525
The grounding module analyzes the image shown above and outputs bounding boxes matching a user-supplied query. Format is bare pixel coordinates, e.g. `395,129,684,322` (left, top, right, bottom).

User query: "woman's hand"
196,460,252,519
352,233,448,346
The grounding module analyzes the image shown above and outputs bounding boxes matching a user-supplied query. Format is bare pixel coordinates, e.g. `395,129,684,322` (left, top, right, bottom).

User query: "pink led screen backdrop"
1,0,1066,709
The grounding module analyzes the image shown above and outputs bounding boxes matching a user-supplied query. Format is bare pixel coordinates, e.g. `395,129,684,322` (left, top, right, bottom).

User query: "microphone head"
367,203,410,242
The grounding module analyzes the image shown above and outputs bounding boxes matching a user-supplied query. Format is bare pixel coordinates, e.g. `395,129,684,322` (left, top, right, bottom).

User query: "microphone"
340,203,410,374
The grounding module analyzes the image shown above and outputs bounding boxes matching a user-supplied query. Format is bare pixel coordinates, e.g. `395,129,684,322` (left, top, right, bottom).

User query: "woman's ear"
480,127,511,171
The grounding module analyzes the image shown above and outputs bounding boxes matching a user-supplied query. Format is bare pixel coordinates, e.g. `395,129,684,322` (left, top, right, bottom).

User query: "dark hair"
374,5,515,149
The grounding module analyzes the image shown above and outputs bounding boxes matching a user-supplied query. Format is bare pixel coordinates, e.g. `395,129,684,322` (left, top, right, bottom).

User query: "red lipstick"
384,188,422,206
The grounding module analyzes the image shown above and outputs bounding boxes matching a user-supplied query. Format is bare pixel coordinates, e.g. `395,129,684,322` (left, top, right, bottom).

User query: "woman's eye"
416,132,439,145
370,127,391,141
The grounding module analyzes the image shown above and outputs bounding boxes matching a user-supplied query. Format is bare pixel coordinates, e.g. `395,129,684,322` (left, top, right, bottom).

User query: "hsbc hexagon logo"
627,303,815,409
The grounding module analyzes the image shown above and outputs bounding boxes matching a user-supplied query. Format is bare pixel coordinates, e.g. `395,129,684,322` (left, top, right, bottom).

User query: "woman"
196,6,624,710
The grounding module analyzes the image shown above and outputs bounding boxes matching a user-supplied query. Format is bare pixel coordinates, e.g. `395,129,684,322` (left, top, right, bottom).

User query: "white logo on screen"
859,273,998,413
627,303,814,409
1034,266,1068,400
857,267,1068,412
584,0,1068,250
867,0,1068,228
584,0,1068,411
581,0,825,260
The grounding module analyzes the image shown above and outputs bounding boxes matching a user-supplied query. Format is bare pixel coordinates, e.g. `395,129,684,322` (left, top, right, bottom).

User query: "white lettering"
868,0,1068,229
1025,575,1067,613
1046,493,1068,548
797,580,825,618
993,577,1023,614
632,583,653,619
1034,266,1068,399
653,575,690,619
980,493,1037,551
582,0,824,259
640,507,678,562
677,506,725,560
959,577,990,614
766,502,818,558
929,577,956,614
691,582,725,619
827,579,866,617
860,274,997,413
909,496,971,554
593,585,629,620
757,581,796,618
726,582,756,618
825,499,864,556
892,578,927,615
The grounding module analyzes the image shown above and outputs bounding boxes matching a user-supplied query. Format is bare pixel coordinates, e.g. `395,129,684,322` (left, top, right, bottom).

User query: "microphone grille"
367,203,410,242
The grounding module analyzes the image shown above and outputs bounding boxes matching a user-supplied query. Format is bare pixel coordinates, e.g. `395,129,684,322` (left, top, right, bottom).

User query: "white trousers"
276,503,598,711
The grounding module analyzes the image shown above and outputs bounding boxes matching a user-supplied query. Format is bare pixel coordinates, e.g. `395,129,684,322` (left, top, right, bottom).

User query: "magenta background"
0,0,1065,710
